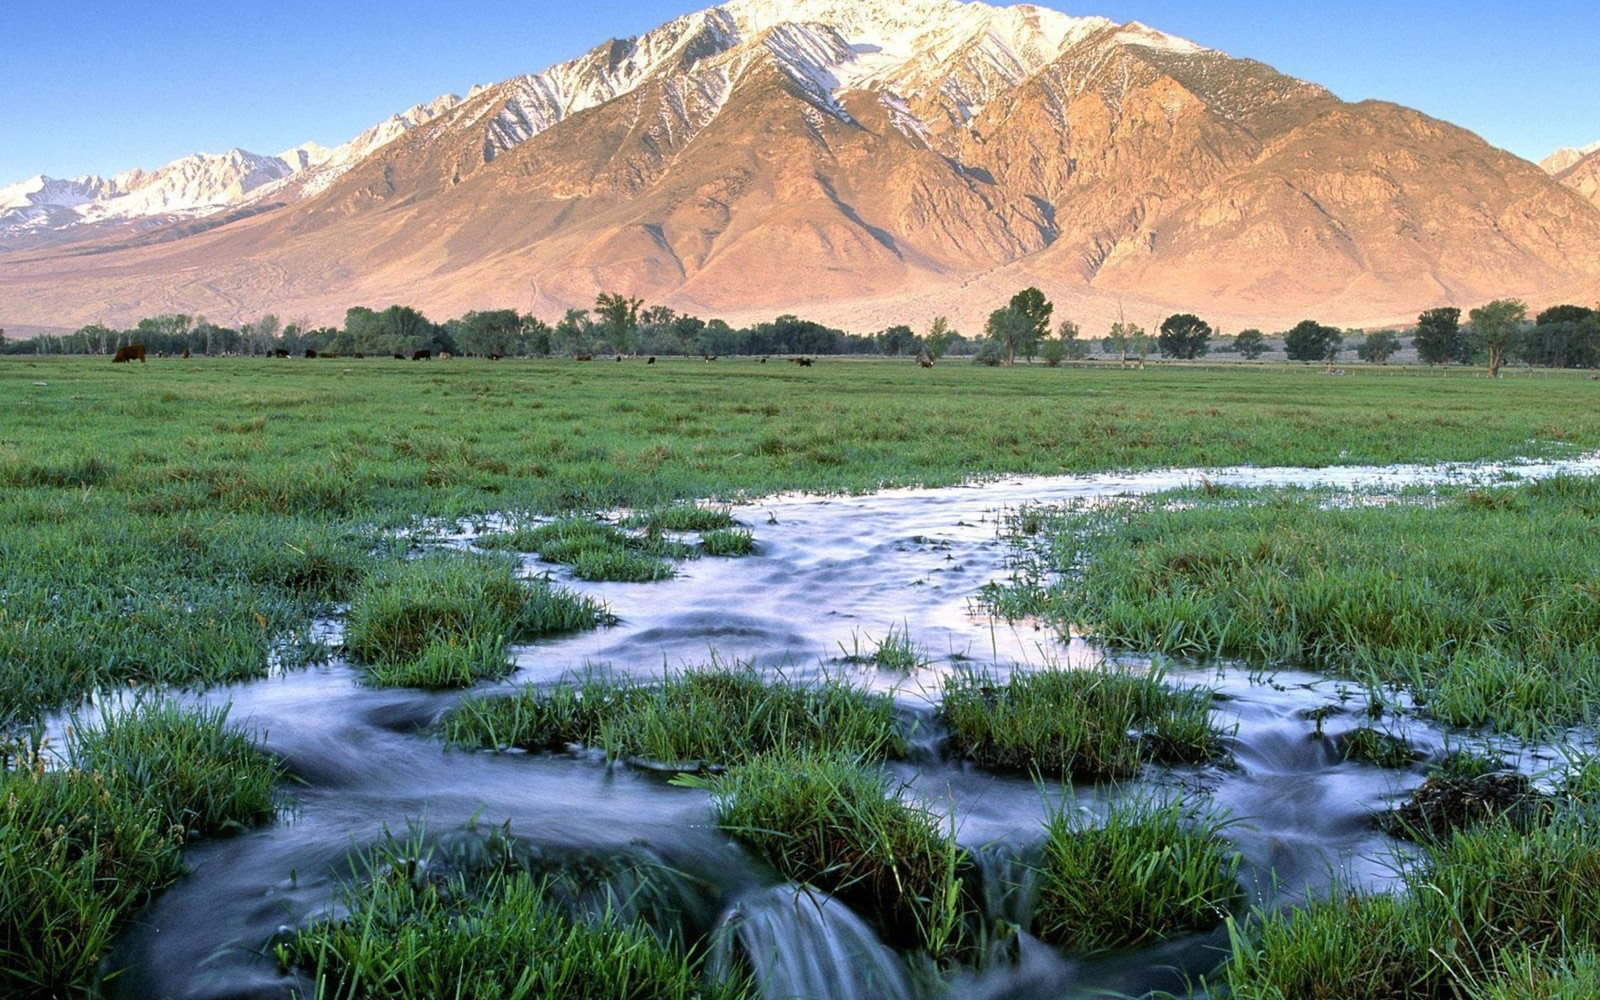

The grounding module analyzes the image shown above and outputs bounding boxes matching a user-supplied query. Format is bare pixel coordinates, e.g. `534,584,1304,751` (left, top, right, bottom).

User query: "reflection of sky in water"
92,451,1600,1000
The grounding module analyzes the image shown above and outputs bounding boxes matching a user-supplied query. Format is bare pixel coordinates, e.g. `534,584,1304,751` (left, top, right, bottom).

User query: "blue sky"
3,1,1596,183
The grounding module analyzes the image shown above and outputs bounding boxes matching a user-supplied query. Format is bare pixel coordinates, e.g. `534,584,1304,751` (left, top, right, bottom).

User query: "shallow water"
99,452,1600,999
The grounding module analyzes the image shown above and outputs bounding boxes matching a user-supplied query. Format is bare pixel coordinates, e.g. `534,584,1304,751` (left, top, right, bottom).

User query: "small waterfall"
713,884,914,1000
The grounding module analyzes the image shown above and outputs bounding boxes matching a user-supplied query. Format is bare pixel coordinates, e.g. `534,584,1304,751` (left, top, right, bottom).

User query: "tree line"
4,292,1595,377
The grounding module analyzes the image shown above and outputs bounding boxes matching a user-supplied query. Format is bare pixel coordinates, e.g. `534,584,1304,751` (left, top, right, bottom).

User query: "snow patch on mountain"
1542,141,1600,175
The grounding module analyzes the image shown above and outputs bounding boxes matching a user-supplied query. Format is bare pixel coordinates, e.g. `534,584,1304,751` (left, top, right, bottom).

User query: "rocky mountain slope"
3,0,1598,335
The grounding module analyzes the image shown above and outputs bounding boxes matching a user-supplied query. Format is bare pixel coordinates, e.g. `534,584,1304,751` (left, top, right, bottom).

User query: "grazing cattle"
413,349,432,361
354,352,365,359
181,347,191,359
112,343,147,364
438,352,452,360
575,354,593,362
304,349,319,358
616,355,623,362
702,353,718,362
393,353,407,360
647,356,656,365
759,356,768,364
916,351,933,368
274,348,289,358
488,353,503,361
794,356,814,367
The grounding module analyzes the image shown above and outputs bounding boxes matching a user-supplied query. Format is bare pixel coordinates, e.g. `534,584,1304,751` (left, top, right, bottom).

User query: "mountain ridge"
3,0,1598,334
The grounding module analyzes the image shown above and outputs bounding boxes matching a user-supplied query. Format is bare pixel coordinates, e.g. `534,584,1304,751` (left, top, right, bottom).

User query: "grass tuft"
690,749,973,959
279,824,751,1000
1035,795,1240,953
445,663,903,767
342,552,609,684
941,664,1225,781
0,701,278,996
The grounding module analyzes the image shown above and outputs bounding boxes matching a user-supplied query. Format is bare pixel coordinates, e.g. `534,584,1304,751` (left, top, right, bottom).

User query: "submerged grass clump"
692,750,972,959
280,826,751,1000
1225,808,1600,999
700,527,755,556
1337,727,1418,769
941,664,1225,781
990,477,1600,735
479,517,694,582
0,701,278,997
342,552,609,685
627,503,739,533
444,663,903,767
1036,796,1241,954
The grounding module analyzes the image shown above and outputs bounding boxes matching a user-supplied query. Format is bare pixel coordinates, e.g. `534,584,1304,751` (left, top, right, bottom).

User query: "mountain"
1541,141,1600,176
0,95,464,252
1549,145,1600,212
3,0,1599,335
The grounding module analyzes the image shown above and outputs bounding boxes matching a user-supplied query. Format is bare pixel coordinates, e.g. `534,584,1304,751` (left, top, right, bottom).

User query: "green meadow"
4,354,1600,996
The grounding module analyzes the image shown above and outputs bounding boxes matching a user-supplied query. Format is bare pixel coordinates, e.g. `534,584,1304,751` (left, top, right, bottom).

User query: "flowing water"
94,453,1600,1000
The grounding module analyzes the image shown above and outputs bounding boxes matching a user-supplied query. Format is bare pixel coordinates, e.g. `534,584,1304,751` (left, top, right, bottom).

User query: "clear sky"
4,0,1597,183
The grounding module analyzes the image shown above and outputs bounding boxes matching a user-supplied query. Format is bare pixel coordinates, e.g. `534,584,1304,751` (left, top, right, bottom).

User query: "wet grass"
1337,726,1419,768
6,357,1599,725
700,526,755,556
280,824,751,1000
988,476,1600,734
342,552,610,685
6,358,1600,991
626,503,739,533
940,664,1226,781
479,517,689,582
1225,807,1600,999
1035,796,1241,953
444,663,904,767
0,701,277,997
689,749,973,960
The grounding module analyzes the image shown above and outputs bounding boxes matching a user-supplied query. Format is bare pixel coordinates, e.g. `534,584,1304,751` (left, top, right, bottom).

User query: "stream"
96,452,1600,1000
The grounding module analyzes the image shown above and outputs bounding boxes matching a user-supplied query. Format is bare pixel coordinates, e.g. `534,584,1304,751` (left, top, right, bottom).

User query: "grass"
700,526,755,556
6,358,1600,992
1035,796,1241,953
986,476,1600,734
689,749,973,960
1337,727,1418,769
838,624,926,672
444,662,904,767
342,552,610,685
6,357,1600,725
626,503,739,533
940,664,1226,781
1224,806,1600,999
279,824,752,1000
0,701,278,997
479,517,689,582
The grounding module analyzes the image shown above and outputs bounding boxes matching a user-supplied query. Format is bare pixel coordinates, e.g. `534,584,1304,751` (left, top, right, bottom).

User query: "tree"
1102,321,1141,367
1469,299,1528,379
924,316,955,360
519,315,553,356
1284,320,1342,363
1234,329,1266,360
454,309,521,356
1127,326,1153,369
1157,313,1212,359
1040,337,1067,367
876,324,919,356
1413,308,1464,366
553,308,593,355
1356,330,1402,364
985,306,1036,366
1009,288,1053,347
594,293,642,355
1058,319,1090,360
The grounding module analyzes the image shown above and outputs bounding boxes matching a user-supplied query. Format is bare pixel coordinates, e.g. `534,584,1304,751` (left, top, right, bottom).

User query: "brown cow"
488,353,503,361
112,343,147,364
916,351,933,368
181,347,191,359
575,354,593,362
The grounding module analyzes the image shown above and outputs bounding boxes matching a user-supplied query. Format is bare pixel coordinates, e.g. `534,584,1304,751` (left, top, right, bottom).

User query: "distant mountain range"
3,0,1598,335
